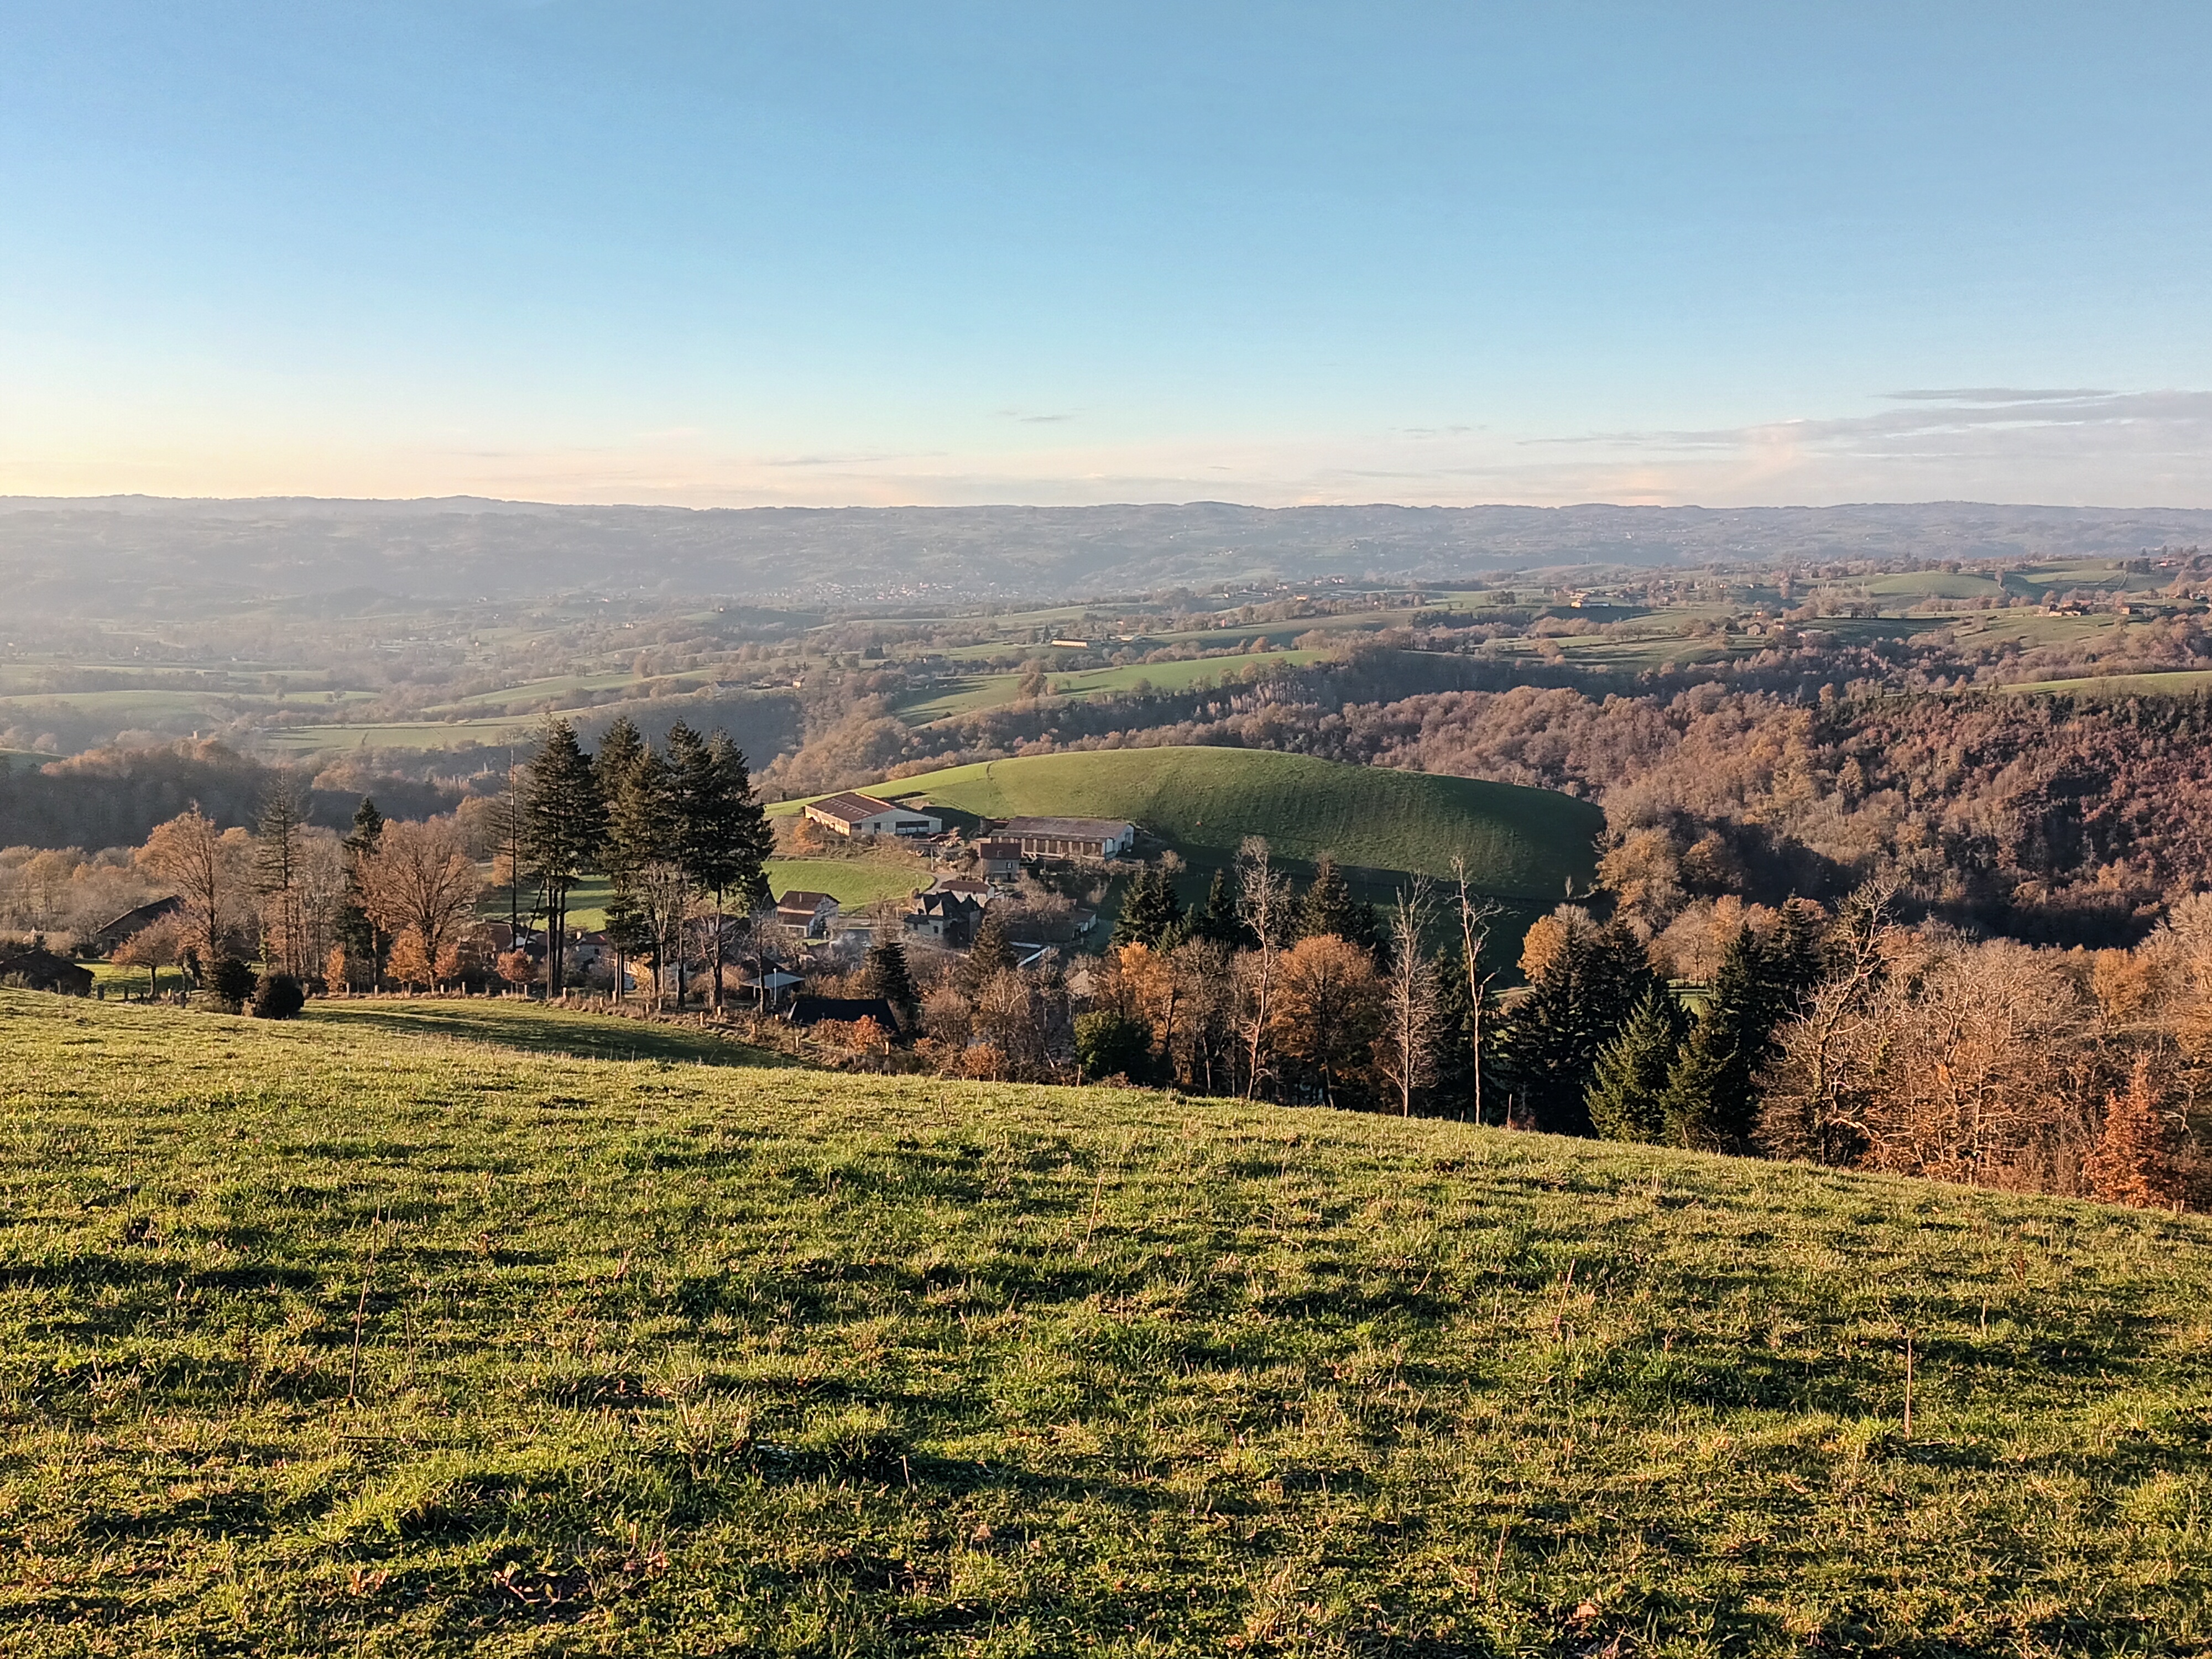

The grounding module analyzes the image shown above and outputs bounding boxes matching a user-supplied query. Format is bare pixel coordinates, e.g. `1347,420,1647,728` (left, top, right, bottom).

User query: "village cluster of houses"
782,792,1139,955
50,792,1142,1016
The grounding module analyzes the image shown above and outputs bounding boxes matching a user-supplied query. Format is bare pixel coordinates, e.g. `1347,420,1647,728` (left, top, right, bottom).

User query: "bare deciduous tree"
1760,923,2103,1193
1235,836,1291,1099
138,805,250,974
358,817,482,968
1451,857,1503,1124
1378,878,1441,1115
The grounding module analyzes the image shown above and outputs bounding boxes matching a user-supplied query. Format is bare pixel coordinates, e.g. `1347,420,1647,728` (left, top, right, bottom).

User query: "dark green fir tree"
1113,865,1186,948
861,935,920,1026
1658,925,1783,1151
1585,985,1687,1142
1192,867,1252,948
1300,855,1380,955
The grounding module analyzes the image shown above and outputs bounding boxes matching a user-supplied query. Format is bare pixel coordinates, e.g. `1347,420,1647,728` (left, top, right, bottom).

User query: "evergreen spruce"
1491,920,1660,1135
598,750,656,995
1192,867,1252,948
1428,941,1497,1120
1768,899,1827,1015
960,910,1018,992
1112,866,1185,948
1586,987,1687,1142
860,936,920,1026
337,797,385,980
1300,855,1380,954
665,722,774,1008
592,716,648,802
604,747,688,1006
1657,925,1780,1151
523,718,607,995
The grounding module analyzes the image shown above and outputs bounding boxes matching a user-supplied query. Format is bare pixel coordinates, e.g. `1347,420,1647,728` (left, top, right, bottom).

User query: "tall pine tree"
861,936,920,1027
1491,920,1659,1135
523,718,606,996
604,746,689,1008
1112,865,1185,948
337,797,385,982
960,910,1018,993
669,725,774,1009
593,716,648,805
1192,867,1252,948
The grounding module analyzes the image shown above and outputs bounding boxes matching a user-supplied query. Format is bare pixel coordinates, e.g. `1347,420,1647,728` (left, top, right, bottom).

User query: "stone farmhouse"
774,890,840,938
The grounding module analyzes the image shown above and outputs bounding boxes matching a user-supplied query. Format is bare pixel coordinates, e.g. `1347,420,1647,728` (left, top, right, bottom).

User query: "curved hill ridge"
778,746,1600,901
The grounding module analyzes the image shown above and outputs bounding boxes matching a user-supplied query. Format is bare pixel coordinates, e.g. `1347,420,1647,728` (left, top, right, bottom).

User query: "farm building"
774,891,840,938
804,791,942,838
1002,816,1138,859
974,838,1022,879
87,895,184,957
905,888,986,947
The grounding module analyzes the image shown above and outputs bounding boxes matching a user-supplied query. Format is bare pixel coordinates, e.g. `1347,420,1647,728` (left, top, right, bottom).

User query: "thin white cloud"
1532,389,2212,456
1884,387,2111,404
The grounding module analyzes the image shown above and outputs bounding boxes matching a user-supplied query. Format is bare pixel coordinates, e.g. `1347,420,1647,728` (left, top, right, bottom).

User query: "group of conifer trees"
1493,902,1825,1147
515,716,773,1002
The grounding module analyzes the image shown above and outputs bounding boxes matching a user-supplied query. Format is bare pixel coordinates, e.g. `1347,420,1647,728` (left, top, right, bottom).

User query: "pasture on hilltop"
775,745,1603,910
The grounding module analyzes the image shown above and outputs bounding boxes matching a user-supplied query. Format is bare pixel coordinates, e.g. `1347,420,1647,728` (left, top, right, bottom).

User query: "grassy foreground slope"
781,747,1601,903
5,994,2212,1656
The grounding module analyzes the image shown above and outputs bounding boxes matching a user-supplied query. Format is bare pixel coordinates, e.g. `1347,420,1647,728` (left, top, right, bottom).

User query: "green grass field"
259,716,542,755
1863,571,2010,601
898,651,1332,723
763,857,927,910
1998,668,2212,698
791,747,1601,905
431,670,717,715
3,989,2210,1654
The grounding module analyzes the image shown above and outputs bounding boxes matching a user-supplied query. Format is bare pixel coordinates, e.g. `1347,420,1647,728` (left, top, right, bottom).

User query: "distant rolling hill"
9,495,2212,610
775,747,1602,914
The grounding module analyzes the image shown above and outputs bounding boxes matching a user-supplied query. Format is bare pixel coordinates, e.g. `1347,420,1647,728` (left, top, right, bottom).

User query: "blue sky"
5,3,2211,507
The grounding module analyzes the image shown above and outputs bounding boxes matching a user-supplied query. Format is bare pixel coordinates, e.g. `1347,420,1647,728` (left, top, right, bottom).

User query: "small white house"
804,791,942,838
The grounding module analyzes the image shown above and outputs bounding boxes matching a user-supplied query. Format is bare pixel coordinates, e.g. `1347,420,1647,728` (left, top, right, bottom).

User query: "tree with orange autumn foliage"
2086,1056,2192,1209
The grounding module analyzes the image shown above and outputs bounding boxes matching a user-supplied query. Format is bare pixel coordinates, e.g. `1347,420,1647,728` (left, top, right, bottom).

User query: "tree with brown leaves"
357,817,482,970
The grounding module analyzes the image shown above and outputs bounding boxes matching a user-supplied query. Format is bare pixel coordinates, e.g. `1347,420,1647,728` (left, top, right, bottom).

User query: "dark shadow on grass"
304,1001,800,1069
